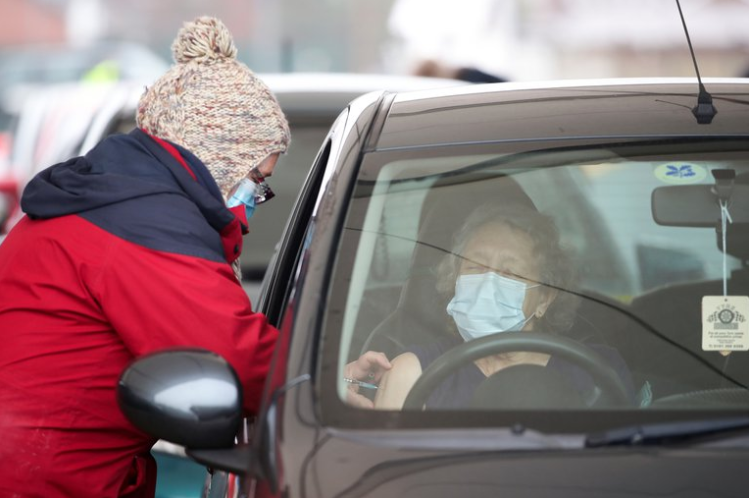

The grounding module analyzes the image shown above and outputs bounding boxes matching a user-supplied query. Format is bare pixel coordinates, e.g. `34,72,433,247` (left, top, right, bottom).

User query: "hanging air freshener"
702,197,749,354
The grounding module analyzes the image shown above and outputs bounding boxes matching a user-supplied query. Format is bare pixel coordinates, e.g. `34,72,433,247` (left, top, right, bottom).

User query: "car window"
243,121,330,276
322,139,749,428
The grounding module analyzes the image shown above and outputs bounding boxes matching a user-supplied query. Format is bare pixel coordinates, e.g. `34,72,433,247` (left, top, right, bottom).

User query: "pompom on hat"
136,17,290,197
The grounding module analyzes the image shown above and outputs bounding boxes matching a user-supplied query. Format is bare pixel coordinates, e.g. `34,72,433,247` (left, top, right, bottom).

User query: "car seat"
630,223,749,400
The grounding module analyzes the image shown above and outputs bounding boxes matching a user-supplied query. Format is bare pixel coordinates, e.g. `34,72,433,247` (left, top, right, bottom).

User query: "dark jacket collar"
21,128,245,264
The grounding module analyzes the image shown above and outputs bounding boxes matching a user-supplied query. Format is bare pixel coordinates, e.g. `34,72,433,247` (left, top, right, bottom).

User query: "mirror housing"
117,348,242,449
651,184,749,227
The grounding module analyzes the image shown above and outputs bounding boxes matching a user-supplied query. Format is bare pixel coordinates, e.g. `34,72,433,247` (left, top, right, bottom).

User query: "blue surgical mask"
227,178,257,220
446,272,537,342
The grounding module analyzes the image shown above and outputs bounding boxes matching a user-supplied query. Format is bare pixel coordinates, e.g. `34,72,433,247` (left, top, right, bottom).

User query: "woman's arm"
374,352,423,410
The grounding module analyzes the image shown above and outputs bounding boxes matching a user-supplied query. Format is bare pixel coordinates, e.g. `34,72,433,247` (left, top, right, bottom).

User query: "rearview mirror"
117,348,242,449
652,184,749,227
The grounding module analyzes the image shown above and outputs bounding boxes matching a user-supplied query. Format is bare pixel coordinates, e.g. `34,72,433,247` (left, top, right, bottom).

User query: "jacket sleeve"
93,238,278,415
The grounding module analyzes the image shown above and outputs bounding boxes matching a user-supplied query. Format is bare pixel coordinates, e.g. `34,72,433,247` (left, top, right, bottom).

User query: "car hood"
295,430,749,498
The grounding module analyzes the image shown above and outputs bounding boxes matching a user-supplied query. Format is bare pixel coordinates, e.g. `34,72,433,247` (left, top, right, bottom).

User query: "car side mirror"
117,348,243,449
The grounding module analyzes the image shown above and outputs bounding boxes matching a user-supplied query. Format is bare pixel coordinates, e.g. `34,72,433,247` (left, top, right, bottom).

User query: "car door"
199,99,360,498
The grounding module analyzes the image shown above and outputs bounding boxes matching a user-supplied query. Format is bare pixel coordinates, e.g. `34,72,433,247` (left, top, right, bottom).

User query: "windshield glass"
322,138,749,430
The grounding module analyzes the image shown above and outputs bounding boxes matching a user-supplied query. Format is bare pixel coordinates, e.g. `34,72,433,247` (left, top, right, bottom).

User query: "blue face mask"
446,272,537,342
227,178,257,221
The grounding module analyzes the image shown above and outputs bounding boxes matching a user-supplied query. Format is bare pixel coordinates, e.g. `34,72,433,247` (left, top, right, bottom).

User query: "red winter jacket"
0,130,278,497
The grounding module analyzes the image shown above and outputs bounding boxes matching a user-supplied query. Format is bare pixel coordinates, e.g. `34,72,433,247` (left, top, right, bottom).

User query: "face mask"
227,178,257,221
446,272,537,342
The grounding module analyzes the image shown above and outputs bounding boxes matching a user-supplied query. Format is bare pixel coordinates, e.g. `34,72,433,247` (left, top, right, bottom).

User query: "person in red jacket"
0,17,291,498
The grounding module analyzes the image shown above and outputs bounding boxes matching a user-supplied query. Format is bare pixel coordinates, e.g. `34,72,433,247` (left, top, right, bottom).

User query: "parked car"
118,78,749,497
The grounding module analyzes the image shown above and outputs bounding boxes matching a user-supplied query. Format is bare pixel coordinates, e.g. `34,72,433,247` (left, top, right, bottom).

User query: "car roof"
374,78,749,151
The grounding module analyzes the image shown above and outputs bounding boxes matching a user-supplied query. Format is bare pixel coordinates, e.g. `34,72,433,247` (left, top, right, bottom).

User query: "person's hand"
343,351,392,409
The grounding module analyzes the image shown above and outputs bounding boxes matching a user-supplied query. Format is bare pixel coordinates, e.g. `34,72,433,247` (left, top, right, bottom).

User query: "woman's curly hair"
435,203,580,332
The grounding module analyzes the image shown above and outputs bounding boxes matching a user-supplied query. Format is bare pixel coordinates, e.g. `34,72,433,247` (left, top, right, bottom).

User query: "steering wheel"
402,332,631,410
650,387,749,409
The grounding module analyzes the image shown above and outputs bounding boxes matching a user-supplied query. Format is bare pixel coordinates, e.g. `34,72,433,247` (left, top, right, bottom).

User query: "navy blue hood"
21,129,240,263
23,129,226,221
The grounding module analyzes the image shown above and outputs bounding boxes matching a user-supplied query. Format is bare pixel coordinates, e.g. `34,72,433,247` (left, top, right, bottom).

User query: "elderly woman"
374,203,634,409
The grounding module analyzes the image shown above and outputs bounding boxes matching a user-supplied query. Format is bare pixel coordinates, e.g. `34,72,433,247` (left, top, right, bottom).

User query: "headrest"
415,173,537,269
398,173,536,319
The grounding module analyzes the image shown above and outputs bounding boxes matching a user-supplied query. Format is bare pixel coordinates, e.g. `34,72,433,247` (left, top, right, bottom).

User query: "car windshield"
321,137,749,431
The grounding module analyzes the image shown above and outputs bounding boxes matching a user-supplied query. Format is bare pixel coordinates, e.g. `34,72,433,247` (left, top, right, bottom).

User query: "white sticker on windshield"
702,296,749,352
654,163,707,184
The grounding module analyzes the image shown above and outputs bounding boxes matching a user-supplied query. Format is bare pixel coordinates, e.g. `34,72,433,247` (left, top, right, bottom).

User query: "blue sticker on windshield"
654,163,707,184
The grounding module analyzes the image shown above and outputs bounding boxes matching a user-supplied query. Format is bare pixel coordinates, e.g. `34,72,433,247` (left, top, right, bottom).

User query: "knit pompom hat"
136,17,290,198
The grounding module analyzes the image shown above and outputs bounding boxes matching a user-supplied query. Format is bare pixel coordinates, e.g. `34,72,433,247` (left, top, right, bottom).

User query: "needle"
343,377,378,390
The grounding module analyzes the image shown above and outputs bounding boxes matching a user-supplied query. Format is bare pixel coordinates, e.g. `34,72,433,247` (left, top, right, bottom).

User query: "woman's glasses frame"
248,167,275,204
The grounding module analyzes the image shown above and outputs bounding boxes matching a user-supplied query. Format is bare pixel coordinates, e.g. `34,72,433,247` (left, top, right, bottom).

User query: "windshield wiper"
585,416,749,448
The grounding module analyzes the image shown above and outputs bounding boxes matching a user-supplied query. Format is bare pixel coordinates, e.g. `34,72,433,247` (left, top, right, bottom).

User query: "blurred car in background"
118,78,749,498
0,132,14,235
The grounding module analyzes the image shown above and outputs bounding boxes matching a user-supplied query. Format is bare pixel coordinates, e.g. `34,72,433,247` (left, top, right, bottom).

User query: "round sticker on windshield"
654,163,707,184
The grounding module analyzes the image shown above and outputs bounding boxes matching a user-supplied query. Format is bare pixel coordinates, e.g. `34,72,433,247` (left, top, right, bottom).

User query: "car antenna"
675,0,717,124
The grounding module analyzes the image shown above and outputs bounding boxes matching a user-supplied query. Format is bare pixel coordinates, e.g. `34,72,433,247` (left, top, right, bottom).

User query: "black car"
120,78,749,497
